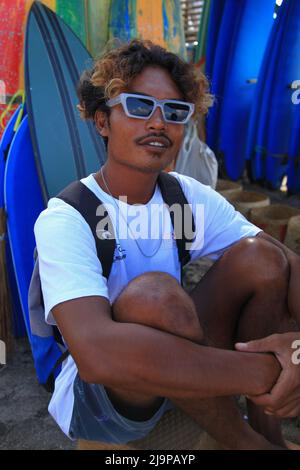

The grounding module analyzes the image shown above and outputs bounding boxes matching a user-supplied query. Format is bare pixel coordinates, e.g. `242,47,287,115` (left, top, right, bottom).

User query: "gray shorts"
69,375,174,444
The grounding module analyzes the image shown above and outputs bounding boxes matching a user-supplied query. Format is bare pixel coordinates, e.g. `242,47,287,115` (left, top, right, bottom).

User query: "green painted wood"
56,0,87,45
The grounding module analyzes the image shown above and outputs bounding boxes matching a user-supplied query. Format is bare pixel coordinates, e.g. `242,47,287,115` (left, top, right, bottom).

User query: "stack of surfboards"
3,2,106,338
0,107,26,337
0,0,105,136
2,0,188,339
205,0,275,181
205,0,300,192
247,0,300,192
0,0,186,140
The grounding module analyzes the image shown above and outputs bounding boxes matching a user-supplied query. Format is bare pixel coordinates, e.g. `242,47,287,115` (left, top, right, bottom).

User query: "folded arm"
52,294,280,401
236,232,300,417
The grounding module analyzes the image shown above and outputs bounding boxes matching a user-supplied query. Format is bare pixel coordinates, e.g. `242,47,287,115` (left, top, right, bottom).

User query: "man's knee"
112,272,203,343
221,236,289,291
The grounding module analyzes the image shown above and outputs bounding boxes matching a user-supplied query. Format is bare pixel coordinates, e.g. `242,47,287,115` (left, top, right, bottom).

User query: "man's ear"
95,110,109,137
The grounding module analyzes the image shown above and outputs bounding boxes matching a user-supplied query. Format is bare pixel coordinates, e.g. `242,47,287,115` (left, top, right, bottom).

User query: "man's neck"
95,163,159,205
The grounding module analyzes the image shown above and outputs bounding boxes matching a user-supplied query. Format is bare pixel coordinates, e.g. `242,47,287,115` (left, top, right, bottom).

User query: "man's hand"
236,332,300,418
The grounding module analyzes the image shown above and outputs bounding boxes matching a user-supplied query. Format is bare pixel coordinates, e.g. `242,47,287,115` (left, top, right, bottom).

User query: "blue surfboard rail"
25,2,106,203
246,4,287,183
205,0,226,80
4,115,45,340
206,0,243,155
264,1,300,190
0,107,20,208
218,0,275,181
0,106,27,337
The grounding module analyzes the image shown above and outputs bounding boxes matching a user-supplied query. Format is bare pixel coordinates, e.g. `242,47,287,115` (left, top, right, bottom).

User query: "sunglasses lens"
164,102,191,122
126,96,154,117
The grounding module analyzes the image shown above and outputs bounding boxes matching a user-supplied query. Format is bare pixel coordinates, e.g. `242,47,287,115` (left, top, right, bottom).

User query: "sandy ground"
0,338,75,450
0,257,299,450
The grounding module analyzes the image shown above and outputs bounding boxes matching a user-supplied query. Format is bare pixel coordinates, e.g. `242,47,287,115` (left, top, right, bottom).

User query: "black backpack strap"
157,172,196,267
56,181,116,279
44,350,70,393
42,181,116,393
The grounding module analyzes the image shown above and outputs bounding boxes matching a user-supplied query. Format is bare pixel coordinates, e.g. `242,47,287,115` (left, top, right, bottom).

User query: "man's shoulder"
35,174,99,230
169,171,217,202
34,196,89,241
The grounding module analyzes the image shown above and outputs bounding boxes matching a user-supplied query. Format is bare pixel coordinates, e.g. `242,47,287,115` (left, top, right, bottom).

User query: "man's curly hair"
77,39,213,121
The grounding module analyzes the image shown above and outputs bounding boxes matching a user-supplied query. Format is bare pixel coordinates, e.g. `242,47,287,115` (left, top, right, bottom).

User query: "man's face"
97,66,186,174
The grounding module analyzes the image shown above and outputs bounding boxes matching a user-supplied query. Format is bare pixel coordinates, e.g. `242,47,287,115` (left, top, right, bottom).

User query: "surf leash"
0,90,25,130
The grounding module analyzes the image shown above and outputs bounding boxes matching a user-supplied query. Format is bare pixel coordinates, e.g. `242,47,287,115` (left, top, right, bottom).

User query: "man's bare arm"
236,232,300,417
257,231,300,324
52,295,280,400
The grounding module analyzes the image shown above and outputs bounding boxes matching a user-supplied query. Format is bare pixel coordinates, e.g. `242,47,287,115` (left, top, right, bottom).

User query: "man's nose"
146,106,166,129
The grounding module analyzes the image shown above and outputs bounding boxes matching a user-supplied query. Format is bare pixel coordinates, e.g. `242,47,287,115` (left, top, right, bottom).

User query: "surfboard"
85,0,111,58
218,0,275,181
0,106,26,337
4,115,45,339
0,108,20,207
206,0,238,154
264,0,300,189
108,0,186,58
205,0,226,80
246,4,287,183
25,2,106,203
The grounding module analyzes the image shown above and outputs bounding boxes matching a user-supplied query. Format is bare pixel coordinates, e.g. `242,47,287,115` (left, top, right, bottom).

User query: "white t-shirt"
34,172,261,438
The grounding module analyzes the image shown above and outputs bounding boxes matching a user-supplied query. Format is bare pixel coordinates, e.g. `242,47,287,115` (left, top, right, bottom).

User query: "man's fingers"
247,370,290,408
270,401,300,419
247,393,274,407
235,334,278,353
264,392,300,414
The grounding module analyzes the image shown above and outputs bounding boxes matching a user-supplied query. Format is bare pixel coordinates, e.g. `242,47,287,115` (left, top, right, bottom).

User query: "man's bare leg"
107,269,282,449
189,236,298,447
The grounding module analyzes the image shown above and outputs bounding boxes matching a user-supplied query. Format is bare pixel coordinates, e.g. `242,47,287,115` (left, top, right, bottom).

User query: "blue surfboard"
246,5,287,182
248,1,300,189
0,107,20,207
206,0,236,154
25,2,106,203
218,0,274,181
205,0,226,80
4,115,45,339
264,1,300,189
0,106,27,337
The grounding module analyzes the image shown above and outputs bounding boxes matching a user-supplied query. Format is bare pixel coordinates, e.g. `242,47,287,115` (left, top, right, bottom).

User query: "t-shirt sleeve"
171,173,262,260
34,199,109,325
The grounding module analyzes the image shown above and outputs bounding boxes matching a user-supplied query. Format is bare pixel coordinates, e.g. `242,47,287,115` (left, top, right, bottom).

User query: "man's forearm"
85,321,281,400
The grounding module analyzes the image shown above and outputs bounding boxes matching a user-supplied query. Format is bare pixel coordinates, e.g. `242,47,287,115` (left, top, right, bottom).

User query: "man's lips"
135,134,172,149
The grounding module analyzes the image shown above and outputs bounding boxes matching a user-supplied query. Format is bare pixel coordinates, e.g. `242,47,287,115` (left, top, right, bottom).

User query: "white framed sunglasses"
106,93,195,124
